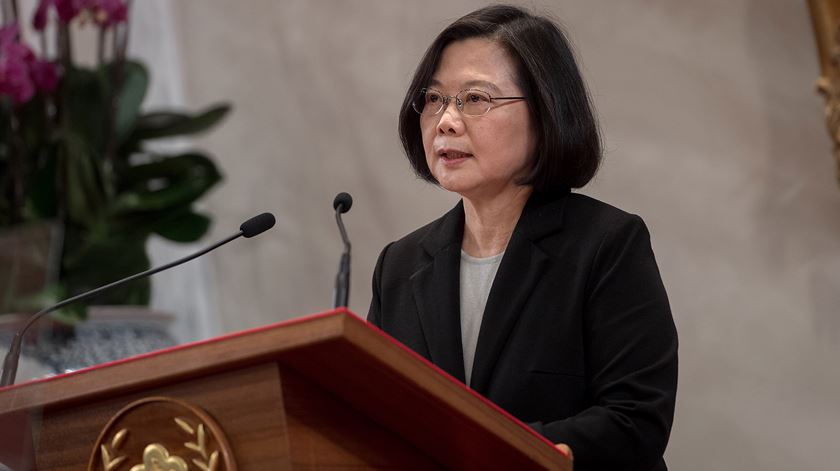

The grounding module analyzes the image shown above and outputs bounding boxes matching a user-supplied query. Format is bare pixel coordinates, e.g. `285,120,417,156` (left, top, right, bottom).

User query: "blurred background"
4,0,840,469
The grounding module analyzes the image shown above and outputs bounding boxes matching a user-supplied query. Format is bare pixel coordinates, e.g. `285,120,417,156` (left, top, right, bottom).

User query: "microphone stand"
333,194,352,308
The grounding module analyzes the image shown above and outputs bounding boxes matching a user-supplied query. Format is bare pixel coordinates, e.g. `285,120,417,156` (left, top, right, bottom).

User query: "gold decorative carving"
815,32,840,183
176,418,220,471
808,0,840,184
100,428,128,471
129,444,187,471
88,396,237,471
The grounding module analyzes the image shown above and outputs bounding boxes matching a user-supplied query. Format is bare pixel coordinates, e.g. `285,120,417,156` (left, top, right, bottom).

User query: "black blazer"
368,191,677,471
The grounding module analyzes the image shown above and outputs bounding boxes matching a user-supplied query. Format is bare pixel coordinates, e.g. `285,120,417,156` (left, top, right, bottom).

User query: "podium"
0,309,570,470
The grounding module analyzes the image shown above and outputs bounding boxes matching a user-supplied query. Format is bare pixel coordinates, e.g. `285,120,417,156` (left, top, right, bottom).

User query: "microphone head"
333,192,353,213
240,212,276,238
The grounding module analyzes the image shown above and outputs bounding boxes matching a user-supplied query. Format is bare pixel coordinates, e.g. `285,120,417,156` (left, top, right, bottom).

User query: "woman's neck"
461,186,532,258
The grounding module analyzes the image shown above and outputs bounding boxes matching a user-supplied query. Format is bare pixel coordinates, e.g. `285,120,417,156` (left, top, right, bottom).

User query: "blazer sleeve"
366,242,392,328
539,215,678,471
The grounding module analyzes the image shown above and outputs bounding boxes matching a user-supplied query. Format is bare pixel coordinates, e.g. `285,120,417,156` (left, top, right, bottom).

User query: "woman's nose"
437,99,464,135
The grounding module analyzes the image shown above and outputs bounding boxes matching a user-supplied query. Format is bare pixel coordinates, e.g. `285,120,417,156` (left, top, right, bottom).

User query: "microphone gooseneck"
332,192,352,252
332,193,353,308
0,212,276,388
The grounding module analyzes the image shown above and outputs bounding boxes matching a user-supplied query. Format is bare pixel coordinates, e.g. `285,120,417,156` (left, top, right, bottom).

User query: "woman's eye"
427,93,442,103
467,93,488,103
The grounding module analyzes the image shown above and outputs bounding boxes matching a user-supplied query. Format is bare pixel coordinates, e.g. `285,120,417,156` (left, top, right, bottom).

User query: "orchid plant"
0,0,230,320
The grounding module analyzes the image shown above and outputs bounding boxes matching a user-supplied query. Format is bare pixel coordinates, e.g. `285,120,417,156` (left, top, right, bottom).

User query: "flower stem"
8,111,24,225
97,27,106,66
103,2,132,176
1,0,18,26
57,23,72,69
39,30,47,59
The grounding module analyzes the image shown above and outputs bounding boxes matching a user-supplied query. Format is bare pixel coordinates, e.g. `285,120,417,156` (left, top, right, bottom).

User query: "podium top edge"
0,308,357,395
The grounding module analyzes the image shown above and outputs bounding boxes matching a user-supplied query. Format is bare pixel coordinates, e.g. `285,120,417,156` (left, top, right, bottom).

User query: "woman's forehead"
430,38,518,91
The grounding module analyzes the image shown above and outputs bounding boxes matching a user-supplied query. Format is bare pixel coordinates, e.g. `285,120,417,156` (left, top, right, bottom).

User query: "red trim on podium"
1,307,563,455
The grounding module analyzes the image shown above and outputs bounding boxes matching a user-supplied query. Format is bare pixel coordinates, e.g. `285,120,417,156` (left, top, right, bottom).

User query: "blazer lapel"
410,202,466,382
469,191,569,394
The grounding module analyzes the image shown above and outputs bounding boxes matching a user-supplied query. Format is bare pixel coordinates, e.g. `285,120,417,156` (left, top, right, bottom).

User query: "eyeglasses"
411,88,526,117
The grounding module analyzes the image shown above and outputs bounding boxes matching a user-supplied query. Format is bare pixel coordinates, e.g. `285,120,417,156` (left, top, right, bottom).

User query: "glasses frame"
413,87,526,117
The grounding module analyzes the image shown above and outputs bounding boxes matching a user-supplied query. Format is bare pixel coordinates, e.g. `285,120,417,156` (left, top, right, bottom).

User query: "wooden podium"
0,309,570,470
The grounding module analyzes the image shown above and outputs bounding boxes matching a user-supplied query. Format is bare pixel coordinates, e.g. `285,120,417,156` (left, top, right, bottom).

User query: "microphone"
332,193,352,308
240,212,275,238
0,212,276,387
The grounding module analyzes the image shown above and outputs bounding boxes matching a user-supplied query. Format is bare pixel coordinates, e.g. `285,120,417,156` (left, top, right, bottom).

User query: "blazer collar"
417,188,571,254
418,200,465,256
470,189,569,392
410,201,466,381
410,189,571,387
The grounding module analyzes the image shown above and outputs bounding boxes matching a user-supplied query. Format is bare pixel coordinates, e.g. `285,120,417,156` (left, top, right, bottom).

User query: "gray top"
459,249,504,387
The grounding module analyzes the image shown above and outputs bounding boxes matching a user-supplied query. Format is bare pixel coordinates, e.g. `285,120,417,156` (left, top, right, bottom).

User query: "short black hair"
398,4,602,190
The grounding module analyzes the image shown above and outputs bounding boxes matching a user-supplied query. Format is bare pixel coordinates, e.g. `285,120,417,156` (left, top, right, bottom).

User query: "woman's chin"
436,177,476,196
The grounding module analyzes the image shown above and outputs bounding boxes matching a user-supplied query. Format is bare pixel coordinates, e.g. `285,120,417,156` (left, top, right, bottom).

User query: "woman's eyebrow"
462,80,502,93
427,78,502,93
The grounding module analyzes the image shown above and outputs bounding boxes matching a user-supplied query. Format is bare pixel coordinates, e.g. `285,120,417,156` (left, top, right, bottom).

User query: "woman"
368,5,677,470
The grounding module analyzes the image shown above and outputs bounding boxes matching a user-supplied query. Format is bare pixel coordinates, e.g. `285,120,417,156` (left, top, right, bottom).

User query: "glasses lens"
413,89,445,115
459,90,492,116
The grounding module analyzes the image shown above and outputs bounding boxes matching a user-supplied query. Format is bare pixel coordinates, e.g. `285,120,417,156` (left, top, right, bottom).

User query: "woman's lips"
439,149,473,164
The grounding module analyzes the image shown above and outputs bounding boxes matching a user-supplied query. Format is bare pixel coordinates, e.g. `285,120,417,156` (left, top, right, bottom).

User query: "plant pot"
0,221,62,313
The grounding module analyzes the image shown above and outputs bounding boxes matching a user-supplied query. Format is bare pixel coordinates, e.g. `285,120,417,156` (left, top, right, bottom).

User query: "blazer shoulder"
564,193,647,235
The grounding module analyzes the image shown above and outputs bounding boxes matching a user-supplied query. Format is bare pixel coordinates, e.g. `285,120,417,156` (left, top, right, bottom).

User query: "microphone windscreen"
333,192,353,213
240,212,276,238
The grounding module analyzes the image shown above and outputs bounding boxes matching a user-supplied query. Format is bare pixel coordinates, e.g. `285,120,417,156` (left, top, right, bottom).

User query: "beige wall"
145,1,840,469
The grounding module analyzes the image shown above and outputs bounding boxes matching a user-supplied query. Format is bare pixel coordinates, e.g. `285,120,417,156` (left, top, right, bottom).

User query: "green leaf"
57,131,106,227
60,229,151,307
130,104,231,141
112,152,222,213
14,282,88,323
60,67,107,152
0,99,13,226
103,203,201,241
25,145,59,219
50,302,87,324
152,209,211,242
17,95,50,152
110,61,149,143
24,133,65,220
6,283,63,313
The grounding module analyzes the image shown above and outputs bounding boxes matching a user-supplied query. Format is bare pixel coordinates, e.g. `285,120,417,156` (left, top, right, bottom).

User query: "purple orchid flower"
32,0,52,30
90,0,128,27
0,25,36,103
0,25,60,104
32,0,128,31
30,59,59,94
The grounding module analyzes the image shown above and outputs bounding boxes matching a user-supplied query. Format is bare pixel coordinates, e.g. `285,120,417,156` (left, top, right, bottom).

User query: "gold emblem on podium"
88,396,236,471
